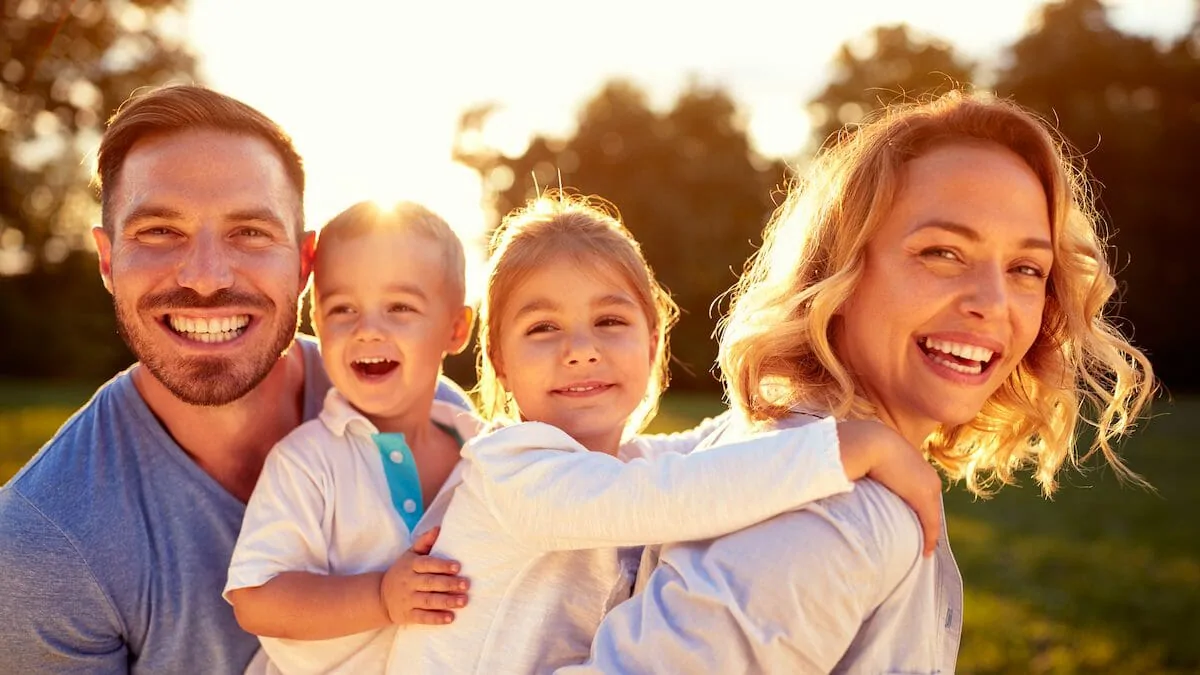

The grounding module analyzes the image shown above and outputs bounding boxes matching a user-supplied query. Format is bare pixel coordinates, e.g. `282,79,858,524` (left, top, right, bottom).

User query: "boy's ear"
92,226,114,294
447,305,475,355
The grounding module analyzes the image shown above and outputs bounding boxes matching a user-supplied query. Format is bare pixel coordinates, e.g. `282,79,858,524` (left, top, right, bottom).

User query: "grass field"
3,380,1198,673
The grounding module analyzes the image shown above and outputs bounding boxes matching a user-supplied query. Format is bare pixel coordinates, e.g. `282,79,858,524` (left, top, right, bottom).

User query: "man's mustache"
138,288,273,312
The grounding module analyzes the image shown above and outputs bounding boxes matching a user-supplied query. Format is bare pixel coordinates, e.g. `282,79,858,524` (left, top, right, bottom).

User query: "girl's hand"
379,527,471,625
836,421,944,557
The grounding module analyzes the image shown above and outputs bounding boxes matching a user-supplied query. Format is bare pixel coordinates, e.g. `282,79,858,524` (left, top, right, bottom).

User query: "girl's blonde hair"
718,91,1155,496
476,192,679,437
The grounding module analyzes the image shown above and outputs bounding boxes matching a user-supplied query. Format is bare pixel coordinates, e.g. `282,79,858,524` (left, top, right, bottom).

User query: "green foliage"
806,24,974,151
455,81,787,390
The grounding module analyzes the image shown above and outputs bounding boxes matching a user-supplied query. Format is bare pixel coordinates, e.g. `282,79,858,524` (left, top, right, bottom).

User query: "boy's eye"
327,305,353,316
389,303,416,313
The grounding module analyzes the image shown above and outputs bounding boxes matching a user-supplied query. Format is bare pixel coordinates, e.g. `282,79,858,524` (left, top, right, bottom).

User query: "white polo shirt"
388,414,853,674
225,389,482,675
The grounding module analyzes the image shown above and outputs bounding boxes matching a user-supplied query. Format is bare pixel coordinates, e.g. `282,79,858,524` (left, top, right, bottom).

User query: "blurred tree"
806,23,974,151
1,0,197,379
995,0,1200,389
454,80,787,391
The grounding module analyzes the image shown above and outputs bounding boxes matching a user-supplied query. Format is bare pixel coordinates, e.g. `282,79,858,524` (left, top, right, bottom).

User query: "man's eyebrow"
911,219,1053,251
226,207,288,230
121,205,184,229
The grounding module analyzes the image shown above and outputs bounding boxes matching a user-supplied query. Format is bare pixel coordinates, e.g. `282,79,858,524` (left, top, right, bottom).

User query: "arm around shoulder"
0,488,128,673
572,486,922,674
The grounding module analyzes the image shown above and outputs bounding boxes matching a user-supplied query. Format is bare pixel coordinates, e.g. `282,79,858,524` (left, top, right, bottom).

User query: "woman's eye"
920,247,961,262
1012,264,1047,279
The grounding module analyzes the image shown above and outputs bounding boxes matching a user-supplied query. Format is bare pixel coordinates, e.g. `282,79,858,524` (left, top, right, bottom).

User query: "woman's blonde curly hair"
718,91,1155,496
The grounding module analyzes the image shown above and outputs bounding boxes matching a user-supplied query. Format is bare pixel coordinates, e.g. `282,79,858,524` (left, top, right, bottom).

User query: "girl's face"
835,142,1053,445
495,256,656,455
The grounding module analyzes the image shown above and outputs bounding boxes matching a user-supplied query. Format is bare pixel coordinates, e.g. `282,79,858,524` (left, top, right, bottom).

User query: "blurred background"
2,0,1198,671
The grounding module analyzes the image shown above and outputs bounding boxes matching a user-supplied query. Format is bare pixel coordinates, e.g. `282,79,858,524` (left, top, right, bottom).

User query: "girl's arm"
469,417,903,551
623,411,733,461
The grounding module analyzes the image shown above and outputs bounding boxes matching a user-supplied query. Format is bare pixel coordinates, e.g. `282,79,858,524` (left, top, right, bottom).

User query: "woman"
562,91,1155,673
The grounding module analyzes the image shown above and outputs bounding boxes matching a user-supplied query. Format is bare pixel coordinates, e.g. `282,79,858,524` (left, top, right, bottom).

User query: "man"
0,85,470,673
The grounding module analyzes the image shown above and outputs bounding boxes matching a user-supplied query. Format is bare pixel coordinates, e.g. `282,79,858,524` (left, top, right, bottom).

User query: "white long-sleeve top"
561,413,964,675
387,415,853,674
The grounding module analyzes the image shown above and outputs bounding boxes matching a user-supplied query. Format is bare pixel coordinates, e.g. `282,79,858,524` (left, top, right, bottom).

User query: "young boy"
224,201,479,674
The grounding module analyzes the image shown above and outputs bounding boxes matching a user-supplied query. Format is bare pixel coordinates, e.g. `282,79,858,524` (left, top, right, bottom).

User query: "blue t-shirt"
0,336,471,674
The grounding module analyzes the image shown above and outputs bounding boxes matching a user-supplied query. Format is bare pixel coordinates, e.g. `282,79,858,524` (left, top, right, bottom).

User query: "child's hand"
836,420,943,557
379,526,470,625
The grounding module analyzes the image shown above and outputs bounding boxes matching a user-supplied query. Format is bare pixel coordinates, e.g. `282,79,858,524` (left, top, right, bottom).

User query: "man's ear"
299,230,316,287
92,226,114,294
448,305,476,355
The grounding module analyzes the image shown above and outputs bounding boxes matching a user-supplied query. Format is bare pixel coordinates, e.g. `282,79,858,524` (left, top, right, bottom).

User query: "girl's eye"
526,322,556,335
596,316,629,328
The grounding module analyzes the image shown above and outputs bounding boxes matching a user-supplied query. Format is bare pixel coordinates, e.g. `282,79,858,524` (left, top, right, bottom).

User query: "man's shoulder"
4,374,131,501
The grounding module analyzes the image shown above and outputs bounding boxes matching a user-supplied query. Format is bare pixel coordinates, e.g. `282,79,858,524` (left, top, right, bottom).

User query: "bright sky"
187,0,1192,267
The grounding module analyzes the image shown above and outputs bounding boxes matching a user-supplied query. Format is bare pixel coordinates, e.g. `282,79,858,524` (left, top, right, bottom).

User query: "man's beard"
114,286,299,407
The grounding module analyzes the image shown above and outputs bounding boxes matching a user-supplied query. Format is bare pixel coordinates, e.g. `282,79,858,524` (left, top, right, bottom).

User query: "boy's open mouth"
918,336,999,376
352,357,399,377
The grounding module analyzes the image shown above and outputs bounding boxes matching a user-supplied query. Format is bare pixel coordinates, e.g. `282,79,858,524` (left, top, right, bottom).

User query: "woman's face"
836,142,1053,444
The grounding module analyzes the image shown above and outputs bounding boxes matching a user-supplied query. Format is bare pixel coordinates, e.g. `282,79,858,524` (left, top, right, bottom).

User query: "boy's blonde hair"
476,192,679,436
313,200,467,310
718,91,1155,496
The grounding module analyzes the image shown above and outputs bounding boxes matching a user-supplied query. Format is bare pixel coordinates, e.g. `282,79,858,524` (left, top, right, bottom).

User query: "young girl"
387,194,945,673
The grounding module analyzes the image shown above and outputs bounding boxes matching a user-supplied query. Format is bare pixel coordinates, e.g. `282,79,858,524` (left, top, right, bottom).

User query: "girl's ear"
648,330,659,366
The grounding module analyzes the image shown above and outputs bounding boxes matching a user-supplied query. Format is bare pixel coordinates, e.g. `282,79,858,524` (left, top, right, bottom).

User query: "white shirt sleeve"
622,410,733,461
224,435,331,601
464,417,853,551
560,482,922,674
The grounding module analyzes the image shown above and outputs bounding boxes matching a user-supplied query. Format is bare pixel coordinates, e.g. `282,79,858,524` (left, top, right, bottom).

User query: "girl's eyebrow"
512,293,637,321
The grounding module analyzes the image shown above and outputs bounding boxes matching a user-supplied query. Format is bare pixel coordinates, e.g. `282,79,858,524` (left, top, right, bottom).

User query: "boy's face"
313,230,470,429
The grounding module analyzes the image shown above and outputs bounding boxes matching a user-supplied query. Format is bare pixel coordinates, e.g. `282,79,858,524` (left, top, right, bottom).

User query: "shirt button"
403,499,417,513
389,451,404,464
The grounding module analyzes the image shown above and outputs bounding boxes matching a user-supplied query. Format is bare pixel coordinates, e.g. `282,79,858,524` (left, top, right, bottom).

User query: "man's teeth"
168,314,250,343
923,337,995,364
